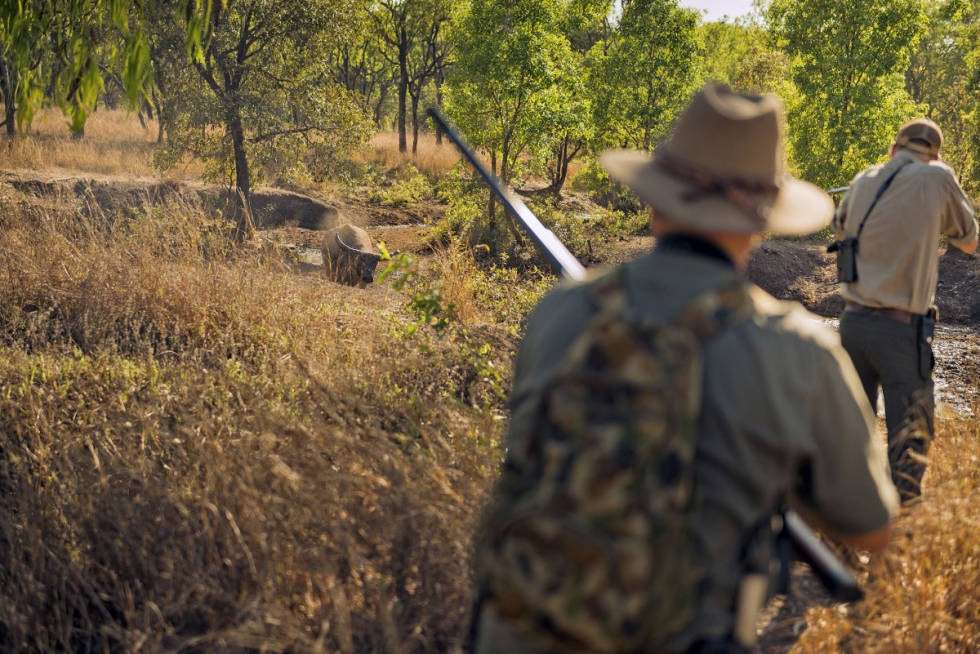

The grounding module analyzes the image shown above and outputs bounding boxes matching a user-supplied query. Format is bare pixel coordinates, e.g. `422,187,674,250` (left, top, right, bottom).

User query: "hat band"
655,152,780,226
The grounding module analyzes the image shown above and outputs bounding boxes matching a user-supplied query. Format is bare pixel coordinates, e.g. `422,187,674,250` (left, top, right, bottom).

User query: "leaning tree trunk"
227,111,254,240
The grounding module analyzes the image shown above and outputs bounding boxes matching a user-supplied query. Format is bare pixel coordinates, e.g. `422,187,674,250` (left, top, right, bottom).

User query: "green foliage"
149,0,372,195
431,166,519,257
588,0,701,151
526,48,595,192
0,0,213,133
571,157,640,213
368,162,438,207
468,263,554,328
908,0,980,196
767,0,925,188
377,248,534,407
446,0,574,184
700,21,788,93
380,254,459,335
562,0,614,53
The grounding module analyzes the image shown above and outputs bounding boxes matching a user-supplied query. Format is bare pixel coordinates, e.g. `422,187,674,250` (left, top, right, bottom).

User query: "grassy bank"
0,185,521,650
0,110,978,652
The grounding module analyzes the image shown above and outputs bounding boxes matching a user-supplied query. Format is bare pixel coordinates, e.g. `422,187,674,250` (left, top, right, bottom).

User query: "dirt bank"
3,172,976,409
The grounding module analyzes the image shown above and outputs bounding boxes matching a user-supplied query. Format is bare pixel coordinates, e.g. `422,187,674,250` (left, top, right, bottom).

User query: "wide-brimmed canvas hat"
600,83,833,236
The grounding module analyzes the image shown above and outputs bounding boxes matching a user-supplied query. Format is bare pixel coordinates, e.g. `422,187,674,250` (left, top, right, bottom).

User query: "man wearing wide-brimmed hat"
469,83,898,653
833,118,978,504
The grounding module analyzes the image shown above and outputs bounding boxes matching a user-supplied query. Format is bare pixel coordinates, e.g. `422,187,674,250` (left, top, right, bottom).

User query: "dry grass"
1,109,978,653
0,188,513,652
1,107,205,179
796,412,980,652
366,131,462,176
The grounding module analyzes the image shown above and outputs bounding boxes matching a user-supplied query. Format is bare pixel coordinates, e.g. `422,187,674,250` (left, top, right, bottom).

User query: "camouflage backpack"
476,268,756,653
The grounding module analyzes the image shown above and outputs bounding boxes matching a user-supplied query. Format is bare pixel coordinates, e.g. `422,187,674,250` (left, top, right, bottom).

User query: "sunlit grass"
0,106,978,652
366,130,461,176
0,185,510,651
796,413,980,652
1,107,203,179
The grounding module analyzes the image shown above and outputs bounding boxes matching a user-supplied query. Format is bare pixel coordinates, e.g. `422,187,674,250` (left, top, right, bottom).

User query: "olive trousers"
839,309,935,503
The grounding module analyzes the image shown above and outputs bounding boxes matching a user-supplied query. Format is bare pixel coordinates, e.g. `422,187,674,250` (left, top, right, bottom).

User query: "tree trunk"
496,146,524,245
434,71,444,145
0,56,15,136
410,92,420,154
397,29,409,153
228,111,254,239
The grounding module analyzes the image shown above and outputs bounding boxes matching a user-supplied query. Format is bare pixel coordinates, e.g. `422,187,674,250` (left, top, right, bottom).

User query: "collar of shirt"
655,233,736,269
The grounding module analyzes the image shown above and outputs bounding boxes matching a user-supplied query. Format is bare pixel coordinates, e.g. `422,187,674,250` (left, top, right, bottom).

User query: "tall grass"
366,132,461,177
0,109,978,652
0,181,514,651
795,411,980,653
1,108,204,179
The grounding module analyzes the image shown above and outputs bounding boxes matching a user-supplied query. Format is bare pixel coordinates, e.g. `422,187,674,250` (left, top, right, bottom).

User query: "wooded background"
3,0,978,198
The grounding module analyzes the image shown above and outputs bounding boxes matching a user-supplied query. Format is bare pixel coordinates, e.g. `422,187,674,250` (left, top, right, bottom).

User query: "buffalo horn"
336,233,377,258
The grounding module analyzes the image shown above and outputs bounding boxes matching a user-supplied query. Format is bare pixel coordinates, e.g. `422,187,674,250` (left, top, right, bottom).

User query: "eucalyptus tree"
534,0,611,192
447,0,584,239
329,5,395,128
906,0,979,194
563,0,615,53
589,0,701,152
531,48,593,194
766,0,925,188
371,0,454,153
150,0,372,216
0,0,213,135
699,19,787,94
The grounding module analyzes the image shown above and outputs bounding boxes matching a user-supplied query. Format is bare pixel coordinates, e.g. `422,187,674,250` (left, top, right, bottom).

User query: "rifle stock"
429,105,864,604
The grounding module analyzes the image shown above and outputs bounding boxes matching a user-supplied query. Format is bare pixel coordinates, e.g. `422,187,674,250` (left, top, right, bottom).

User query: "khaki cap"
600,82,833,236
894,118,942,157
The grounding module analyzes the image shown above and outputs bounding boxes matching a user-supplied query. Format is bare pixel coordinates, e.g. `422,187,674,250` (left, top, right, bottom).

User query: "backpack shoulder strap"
673,278,757,339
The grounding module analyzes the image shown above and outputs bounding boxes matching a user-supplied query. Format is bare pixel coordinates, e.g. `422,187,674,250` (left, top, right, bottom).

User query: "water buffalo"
321,224,396,287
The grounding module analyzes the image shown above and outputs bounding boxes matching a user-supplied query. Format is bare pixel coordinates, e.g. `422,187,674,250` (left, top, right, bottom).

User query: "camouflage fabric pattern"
476,270,756,653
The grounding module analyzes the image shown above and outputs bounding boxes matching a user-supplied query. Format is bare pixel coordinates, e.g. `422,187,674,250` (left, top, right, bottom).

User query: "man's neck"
654,231,757,270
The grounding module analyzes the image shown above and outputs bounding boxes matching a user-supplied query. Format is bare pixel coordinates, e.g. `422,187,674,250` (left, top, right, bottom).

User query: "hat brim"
600,149,834,236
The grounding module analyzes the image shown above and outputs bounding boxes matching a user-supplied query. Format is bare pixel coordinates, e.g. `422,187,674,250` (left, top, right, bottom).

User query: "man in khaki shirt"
471,83,899,654
833,118,978,503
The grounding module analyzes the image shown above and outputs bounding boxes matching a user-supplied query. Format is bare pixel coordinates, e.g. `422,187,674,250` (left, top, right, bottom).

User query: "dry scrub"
0,195,513,651
793,413,980,653
1,109,978,653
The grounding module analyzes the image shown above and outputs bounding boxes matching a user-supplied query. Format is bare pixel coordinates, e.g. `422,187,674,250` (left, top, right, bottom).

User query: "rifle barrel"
427,107,586,281
784,510,864,602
